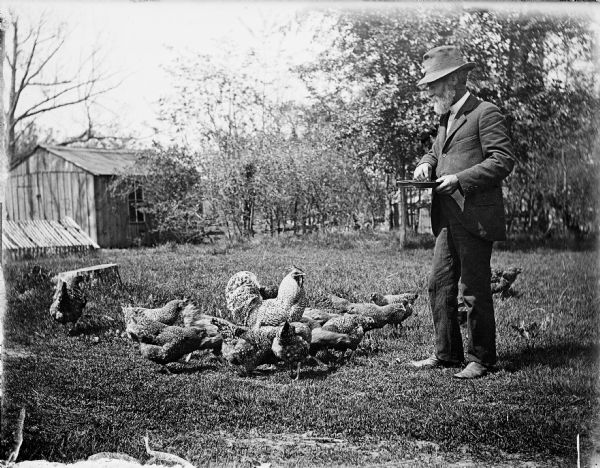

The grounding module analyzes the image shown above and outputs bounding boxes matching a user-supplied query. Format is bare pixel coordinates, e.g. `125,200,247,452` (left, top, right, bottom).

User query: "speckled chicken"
222,326,280,375
328,294,352,312
320,314,376,359
127,316,222,365
181,303,248,337
225,271,263,326
122,299,187,326
309,327,353,356
370,292,419,307
49,274,87,329
302,308,341,327
491,267,523,297
248,268,307,328
272,321,311,380
346,302,413,329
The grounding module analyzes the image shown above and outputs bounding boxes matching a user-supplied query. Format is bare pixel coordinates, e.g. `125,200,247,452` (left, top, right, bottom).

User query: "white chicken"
248,267,307,328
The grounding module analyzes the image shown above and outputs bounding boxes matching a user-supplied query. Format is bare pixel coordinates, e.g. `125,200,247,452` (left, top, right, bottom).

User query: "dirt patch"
216,430,562,467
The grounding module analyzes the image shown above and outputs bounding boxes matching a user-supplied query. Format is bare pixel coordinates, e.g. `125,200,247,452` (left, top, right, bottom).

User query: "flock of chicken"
48,265,523,380
123,267,417,379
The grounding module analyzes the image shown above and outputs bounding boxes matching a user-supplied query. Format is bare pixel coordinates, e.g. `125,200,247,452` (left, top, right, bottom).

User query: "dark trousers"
429,219,496,366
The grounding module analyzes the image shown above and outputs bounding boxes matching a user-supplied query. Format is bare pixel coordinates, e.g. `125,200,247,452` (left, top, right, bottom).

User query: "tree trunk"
7,20,17,164
1,20,5,265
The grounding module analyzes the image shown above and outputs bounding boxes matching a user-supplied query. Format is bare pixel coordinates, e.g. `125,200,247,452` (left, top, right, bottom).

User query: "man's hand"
413,163,432,181
435,174,460,195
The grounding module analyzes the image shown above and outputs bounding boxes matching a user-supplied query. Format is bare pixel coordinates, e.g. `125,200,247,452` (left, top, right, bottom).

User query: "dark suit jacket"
419,94,515,241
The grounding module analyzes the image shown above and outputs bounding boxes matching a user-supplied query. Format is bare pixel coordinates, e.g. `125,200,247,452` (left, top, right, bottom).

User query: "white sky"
3,1,600,148
4,1,335,145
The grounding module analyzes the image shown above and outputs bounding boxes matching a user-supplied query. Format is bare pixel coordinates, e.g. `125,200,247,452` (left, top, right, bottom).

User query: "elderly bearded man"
411,45,515,379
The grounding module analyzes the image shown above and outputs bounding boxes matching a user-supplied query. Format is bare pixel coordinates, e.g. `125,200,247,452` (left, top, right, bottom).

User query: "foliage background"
109,5,598,244
6,4,598,243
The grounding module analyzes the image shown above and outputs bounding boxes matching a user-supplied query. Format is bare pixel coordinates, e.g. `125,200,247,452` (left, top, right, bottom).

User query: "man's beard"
431,85,455,115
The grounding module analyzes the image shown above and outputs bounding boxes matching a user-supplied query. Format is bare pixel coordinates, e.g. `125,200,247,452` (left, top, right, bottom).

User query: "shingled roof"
15,145,149,176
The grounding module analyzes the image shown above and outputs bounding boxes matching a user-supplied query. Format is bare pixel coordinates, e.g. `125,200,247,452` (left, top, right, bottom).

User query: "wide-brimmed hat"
417,45,475,86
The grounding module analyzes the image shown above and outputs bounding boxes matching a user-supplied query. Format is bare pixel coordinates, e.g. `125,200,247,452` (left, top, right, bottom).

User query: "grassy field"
1,233,599,467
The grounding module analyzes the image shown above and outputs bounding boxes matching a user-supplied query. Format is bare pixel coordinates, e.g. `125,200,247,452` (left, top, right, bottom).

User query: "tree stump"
52,263,122,286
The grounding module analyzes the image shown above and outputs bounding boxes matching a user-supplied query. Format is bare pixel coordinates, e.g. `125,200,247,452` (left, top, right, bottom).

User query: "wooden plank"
54,172,63,219
65,171,73,218
60,172,67,219
20,175,29,219
3,223,29,247
27,221,56,247
87,174,97,244
2,233,18,250
56,222,83,247
74,172,85,233
33,172,40,218
23,221,52,248
54,171,63,219
15,176,24,220
34,220,66,246
39,222,76,254
47,220,79,246
61,217,100,248
47,172,59,220
26,173,35,219
21,222,41,248
18,222,45,247
41,171,52,220
94,176,107,246
38,162,48,219
4,223,36,248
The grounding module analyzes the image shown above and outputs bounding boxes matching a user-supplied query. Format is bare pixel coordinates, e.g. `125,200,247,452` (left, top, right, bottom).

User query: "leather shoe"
410,356,460,369
453,362,488,379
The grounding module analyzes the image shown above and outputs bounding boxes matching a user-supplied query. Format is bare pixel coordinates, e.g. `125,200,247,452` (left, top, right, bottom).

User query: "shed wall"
94,176,152,247
6,149,97,241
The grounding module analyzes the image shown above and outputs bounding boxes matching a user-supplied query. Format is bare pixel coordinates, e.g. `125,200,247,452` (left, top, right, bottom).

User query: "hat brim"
417,62,476,87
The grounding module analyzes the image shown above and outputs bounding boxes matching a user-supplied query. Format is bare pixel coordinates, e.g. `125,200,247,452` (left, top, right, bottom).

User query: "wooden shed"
5,145,154,248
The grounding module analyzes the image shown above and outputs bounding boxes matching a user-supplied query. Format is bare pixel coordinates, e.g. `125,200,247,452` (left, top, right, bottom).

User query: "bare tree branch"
14,118,35,141
15,83,121,123
16,77,99,117
28,79,72,86
17,21,43,91
23,34,67,88
6,12,123,163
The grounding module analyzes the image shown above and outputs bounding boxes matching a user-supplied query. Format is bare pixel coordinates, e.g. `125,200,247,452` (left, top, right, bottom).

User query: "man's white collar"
449,91,470,115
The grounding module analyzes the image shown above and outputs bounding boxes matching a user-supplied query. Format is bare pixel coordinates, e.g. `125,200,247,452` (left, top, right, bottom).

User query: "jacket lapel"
443,94,481,150
437,112,450,149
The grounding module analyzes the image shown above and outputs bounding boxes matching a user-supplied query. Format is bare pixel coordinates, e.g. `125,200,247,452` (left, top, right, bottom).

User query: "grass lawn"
1,234,599,467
